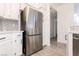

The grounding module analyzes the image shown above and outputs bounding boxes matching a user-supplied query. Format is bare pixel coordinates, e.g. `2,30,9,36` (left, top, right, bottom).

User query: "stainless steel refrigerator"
21,6,43,56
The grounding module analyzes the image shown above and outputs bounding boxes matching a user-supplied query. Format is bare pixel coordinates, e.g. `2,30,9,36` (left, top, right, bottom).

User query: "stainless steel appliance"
21,6,43,56
73,34,79,56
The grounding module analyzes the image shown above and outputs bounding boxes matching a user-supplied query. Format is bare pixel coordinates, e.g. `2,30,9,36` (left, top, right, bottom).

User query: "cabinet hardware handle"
17,34,21,36
21,39,22,44
14,53,16,55
0,37,6,40
15,40,16,42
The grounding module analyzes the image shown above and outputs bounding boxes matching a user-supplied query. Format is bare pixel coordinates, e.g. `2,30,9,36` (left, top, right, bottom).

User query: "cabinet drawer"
0,34,8,43
0,40,12,56
0,34,12,43
13,33,22,39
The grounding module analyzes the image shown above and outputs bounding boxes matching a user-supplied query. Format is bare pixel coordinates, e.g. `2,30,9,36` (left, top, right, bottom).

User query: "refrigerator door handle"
27,34,41,36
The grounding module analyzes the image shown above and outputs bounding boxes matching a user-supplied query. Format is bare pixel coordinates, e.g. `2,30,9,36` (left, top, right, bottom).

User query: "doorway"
50,7,57,47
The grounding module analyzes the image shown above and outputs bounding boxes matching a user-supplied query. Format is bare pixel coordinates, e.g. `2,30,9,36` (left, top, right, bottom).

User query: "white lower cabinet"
12,33,22,56
0,40,12,56
0,32,23,56
0,34,12,56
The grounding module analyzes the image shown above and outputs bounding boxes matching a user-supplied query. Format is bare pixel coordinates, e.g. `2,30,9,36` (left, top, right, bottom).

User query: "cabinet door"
3,4,10,19
10,3,20,20
0,40,12,56
15,37,22,56
12,33,22,56
3,3,20,20
0,3,5,17
74,4,79,26
16,33,22,56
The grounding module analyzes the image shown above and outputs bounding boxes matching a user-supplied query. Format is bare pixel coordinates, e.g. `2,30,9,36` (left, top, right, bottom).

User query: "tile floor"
31,38,66,56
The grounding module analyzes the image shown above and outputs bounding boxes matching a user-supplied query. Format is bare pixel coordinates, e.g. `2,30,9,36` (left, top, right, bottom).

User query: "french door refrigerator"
21,6,43,56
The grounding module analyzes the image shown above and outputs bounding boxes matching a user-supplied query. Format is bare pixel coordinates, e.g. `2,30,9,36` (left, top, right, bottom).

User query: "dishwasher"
73,34,79,56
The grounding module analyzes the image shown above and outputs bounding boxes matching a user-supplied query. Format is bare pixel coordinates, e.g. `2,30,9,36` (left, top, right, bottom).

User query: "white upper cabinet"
74,4,79,26
74,4,79,14
10,3,20,20
0,3,20,20
4,3,20,20
0,4,5,17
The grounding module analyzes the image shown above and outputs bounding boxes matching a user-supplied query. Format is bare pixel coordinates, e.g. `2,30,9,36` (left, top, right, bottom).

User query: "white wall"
42,5,50,46
56,4,74,44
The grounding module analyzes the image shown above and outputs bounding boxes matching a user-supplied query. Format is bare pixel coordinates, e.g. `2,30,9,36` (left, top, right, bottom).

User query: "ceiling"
51,3,65,6
26,3,65,12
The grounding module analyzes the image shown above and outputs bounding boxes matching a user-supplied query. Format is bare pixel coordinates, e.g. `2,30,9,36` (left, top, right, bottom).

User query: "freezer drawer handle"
0,37,6,40
21,39,22,44
28,34,41,36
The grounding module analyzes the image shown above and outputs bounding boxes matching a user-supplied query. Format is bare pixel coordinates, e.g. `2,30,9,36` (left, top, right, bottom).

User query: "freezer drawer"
26,35,42,55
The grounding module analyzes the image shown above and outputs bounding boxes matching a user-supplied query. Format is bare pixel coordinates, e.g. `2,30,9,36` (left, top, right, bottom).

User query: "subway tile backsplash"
0,19,19,31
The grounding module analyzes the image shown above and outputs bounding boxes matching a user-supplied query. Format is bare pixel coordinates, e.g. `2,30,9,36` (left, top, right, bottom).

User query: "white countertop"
70,26,79,33
70,29,79,33
0,31,24,34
